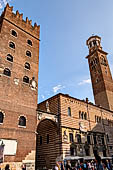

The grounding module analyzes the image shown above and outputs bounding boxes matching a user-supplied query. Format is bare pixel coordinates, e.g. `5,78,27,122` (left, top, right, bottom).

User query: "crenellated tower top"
0,3,40,39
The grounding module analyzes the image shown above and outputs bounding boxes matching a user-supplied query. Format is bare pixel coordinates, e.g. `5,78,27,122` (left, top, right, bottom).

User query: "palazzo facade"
37,35,113,169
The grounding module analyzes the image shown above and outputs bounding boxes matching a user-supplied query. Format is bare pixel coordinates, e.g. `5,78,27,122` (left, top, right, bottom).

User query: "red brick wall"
38,94,60,114
0,5,40,162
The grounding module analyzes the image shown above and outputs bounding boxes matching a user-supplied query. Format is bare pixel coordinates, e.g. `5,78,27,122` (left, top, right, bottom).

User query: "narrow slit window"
68,107,71,116
79,111,81,119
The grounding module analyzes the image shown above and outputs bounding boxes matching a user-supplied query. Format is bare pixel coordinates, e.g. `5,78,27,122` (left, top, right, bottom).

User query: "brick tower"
0,4,40,168
86,35,113,111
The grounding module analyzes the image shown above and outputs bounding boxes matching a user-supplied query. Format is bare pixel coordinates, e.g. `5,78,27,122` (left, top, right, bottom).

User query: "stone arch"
36,119,60,170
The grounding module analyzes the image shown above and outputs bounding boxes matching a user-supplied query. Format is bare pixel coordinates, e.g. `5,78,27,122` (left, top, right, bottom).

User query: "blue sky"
1,0,113,103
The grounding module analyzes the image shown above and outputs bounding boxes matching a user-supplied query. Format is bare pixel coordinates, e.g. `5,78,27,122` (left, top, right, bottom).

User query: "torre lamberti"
0,3,113,170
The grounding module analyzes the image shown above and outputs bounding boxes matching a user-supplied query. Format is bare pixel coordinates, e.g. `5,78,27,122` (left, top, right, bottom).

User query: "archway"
36,119,60,169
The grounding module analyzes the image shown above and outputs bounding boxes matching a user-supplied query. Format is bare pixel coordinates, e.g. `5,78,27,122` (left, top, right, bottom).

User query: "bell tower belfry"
86,35,113,111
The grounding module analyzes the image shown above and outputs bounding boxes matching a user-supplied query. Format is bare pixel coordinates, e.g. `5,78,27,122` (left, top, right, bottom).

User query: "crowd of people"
55,156,112,170
0,163,26,170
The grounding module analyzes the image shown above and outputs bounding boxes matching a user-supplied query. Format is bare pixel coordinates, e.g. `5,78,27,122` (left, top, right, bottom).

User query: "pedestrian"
103,161,109,170
66,161,72,170
74,162,78,170
76,162,81,170
83,161,87,170
95,155,104,170
55,162,60,170
5,164,10,170
22,164,26,170
88,161,92,170
94,161,97,170
91,160,94,170
61,161,64,170
106,160,112,170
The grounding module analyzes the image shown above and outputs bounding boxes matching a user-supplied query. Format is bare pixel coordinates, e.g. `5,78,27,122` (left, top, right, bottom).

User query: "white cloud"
3,0,7,5
78,79,91,85
53,84,65,93
0,3,2,9
41,95,45,99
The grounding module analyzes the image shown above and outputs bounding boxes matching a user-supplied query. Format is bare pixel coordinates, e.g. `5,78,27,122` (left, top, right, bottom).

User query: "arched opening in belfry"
35,119,60,170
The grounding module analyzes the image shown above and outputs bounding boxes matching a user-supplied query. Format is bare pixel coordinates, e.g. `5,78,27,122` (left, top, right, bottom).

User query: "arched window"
93,40,97,46
19,116,26,126
84,112,87,120
6,54,13,62
81,112,84,119
3,68,11,77
99,117,101,123
11,30,17,37
97,116,99,122
26,50,31,57
9,42,15,49
0,112,4,123
79,111,81,119
77,134,81,143
89,42,92,48
68,107,71,116
25,62,30,70
27,40,32,46
69,133,73,142
23,76,29,84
